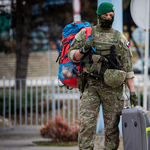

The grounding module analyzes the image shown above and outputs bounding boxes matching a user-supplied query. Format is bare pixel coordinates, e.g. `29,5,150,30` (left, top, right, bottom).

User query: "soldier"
68,2,137,150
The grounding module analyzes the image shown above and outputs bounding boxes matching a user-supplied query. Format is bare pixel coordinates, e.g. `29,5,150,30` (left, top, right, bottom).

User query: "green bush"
0,90,41,116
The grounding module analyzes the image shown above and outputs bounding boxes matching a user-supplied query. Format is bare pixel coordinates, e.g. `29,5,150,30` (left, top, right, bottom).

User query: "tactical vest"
83,25,121,78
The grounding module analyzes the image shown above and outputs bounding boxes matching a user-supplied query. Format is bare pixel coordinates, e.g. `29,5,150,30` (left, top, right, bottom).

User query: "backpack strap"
85,27,92,39
113,30,122,70
113,30,121,44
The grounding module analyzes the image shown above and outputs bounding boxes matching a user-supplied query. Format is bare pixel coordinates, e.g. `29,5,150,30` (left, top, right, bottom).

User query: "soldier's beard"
98,15,114,30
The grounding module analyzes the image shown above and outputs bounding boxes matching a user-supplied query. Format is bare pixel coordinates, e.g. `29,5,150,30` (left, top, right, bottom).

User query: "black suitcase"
122,106,150,150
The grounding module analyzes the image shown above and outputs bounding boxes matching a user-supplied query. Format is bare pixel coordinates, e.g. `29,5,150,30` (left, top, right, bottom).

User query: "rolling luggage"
122,106,150,150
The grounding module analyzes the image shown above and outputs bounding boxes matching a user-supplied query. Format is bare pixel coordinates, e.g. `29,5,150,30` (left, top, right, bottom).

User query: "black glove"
130,92,138,106
79,39,94,54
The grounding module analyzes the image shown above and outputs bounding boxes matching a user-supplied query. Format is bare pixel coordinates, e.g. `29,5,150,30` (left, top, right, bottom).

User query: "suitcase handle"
123,106,131,109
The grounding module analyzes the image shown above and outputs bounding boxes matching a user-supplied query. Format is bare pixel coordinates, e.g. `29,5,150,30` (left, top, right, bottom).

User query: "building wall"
0,50,59,79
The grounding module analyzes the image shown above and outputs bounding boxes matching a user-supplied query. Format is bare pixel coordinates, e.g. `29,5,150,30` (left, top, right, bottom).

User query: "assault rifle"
105,45,122,70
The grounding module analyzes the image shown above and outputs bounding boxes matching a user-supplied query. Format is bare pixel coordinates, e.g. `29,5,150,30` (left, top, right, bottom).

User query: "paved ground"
0,130,124,150
0,131,78,150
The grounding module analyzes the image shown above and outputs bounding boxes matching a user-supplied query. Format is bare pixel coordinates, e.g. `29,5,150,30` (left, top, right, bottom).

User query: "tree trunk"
15,0,32,88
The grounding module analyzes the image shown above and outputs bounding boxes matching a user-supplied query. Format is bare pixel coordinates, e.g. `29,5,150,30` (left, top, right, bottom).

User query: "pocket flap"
92,55,101,63
117,95,124,101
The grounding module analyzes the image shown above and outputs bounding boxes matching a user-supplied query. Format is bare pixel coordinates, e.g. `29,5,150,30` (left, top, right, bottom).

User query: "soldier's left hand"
130,92,138,106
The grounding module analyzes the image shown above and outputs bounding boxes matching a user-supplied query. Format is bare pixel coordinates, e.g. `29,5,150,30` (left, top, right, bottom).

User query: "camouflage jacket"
68,24,134,80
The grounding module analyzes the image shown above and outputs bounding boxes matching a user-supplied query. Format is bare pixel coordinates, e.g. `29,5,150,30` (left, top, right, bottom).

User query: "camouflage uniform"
68,24,134,150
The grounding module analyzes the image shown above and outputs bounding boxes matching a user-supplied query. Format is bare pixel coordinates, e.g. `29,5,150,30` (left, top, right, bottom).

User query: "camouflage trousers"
78,80,124,150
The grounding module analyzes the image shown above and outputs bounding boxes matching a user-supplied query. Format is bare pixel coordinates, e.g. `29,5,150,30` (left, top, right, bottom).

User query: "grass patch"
34,141,78,146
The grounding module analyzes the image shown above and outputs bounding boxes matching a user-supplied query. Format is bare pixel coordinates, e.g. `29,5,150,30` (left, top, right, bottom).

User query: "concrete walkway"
0,130,123,150
0,131,78,150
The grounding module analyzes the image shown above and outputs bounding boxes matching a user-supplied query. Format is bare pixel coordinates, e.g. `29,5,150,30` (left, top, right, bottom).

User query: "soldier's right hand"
80,39,94,54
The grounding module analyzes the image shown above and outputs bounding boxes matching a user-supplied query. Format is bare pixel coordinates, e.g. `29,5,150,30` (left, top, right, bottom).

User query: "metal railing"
0,76,150,132
1,78,80,131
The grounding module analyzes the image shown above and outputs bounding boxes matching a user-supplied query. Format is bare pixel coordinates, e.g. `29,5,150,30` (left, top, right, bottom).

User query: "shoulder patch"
126,42,131,48
75,28,86,41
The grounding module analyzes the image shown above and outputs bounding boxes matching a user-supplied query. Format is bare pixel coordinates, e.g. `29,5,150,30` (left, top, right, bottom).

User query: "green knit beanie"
96,2,114,15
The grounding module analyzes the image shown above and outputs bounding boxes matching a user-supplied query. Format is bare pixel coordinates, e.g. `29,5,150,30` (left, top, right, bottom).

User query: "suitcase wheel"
124,122,127,127
134,121,137,127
